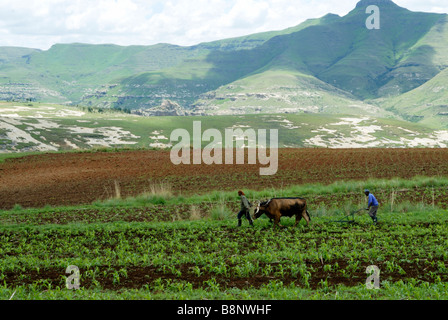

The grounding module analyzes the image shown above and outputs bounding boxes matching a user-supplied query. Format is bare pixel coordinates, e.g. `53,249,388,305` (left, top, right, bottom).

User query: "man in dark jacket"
364,189,379,224
237,190,254,227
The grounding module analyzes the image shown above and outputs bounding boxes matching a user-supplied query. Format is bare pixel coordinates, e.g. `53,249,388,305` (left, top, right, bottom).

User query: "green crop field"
1,177,448,300
2,0,448,304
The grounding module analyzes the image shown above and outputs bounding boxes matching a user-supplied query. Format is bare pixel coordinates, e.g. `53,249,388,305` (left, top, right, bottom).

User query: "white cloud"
0,0,446,50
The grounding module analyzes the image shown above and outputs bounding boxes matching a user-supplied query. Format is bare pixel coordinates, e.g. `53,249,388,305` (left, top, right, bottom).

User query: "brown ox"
253,197,311,228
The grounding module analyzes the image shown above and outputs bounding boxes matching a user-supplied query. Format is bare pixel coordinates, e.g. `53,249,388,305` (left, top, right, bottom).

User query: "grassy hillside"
1,0,447,124
381,68,448,128
0,43,214,103
194,14,335,51
318,1,444,99
193,69,392,116
0,16,324,105
89,0,446,115
1,102,448,154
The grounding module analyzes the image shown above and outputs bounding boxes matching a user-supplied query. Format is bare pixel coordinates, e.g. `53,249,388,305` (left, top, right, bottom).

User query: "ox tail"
306,210,311,221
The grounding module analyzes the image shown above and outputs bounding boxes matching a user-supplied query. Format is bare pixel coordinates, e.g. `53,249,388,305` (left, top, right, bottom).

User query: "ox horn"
254,201,261,215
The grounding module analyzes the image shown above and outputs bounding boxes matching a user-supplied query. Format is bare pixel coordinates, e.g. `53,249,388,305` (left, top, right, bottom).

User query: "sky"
0,0,447,50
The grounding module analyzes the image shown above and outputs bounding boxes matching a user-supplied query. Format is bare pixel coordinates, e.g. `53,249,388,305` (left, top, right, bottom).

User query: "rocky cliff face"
134,100,187,116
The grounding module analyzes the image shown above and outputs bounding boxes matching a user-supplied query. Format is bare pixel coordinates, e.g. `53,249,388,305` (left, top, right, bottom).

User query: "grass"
1,175,444,216
86,175,448,209
382,67,448,129
210,200,233,221
11,204,23,211
188,205,202,221
1,101,447,154
148,181,173,198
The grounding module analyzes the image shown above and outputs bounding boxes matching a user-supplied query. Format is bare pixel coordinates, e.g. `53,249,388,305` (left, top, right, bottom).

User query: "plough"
332,208,365,224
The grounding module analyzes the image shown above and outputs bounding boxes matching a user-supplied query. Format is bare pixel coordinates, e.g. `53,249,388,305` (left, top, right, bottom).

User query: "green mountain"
83,0,447,119
0,15,320,104
378,14,448,128
382,68,448,127
0,43,214,103
0,0,447,127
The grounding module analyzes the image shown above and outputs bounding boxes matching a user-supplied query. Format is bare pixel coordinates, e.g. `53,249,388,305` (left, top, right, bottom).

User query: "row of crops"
1,203,448,299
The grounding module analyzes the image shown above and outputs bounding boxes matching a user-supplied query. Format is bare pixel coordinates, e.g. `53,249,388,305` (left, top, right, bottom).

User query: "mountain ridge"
0,0,447,128
356,0,399,8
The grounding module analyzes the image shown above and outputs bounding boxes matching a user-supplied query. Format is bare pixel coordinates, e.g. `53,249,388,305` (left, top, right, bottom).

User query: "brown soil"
4,259,445,291
1,148,448,209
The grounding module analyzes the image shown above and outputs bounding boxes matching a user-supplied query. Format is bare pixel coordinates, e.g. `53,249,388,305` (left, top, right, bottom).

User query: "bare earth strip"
1,148,448,209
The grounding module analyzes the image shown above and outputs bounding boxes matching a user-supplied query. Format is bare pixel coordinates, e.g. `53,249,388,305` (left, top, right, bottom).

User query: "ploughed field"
1,148,448,299
1,148,448,209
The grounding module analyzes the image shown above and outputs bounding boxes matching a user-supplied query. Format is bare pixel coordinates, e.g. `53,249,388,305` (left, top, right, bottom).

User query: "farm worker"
237,190,254,227
364,189,379,224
